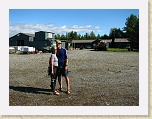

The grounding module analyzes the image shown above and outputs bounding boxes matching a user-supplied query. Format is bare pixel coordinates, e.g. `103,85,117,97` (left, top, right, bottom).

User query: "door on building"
17,40,24,46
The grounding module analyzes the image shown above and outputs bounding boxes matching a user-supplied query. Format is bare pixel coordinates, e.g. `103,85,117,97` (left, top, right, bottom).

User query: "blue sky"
9,9,139,37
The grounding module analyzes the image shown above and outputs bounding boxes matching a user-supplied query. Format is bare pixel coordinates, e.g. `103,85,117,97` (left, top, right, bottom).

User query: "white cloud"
60,25,67,29
86,25,91,28
9,22,106,37
95,26,100,29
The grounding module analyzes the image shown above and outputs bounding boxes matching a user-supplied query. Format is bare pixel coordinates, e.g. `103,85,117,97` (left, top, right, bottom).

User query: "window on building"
17,40,24,46
29,37,34,42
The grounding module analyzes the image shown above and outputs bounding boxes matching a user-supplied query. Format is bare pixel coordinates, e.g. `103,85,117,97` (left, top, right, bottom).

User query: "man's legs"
64,69,70,94
65,76,70,94
58,76,62,90
58,68,70,94
57,67,62,90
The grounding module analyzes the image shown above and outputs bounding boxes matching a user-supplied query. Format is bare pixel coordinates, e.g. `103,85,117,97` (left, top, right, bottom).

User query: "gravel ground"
9,49,139,106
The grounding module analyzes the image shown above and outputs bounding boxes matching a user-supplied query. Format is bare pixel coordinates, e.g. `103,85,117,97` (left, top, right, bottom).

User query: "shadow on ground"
9,86,51,95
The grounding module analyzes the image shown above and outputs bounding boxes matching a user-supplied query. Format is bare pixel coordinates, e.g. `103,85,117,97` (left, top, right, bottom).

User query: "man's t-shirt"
56,48,68,68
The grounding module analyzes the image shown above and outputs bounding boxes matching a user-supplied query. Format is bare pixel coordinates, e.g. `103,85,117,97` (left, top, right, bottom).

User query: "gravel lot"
9,49,139,106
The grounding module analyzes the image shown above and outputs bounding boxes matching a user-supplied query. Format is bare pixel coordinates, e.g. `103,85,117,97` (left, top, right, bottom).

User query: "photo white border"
0,0,148,115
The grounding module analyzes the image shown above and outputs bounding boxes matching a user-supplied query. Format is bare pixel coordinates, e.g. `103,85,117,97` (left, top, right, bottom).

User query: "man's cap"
56,40,62,44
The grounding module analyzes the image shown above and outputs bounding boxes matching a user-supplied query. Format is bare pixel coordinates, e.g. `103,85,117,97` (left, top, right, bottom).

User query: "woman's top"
50,54,58,66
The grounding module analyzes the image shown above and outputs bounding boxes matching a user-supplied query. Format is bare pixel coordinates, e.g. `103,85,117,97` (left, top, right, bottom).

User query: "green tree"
84,33,89,40
90,31,96,39
60,34,66,40
109,28,117,47
96,34,101,39
101,34,109,39
73,31,78,40
123,14,139,47
109,27,126,47
69,31,78,40
77,34,81,40
54,34,61,39
80,35,85,40
109,28,125,39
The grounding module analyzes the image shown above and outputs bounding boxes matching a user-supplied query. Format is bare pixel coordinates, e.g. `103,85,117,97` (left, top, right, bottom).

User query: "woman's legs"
51,75,56,92
51,67,59,95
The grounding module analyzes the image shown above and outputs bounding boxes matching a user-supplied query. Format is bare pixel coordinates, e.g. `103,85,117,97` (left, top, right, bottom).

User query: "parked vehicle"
42,46,52,53
94,41,107,51
80,46,84,50
125,44,133,51
42,39,56,53
85,45,92,49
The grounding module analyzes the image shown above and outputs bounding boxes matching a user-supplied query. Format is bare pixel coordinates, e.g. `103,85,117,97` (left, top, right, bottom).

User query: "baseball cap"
56,40,62,44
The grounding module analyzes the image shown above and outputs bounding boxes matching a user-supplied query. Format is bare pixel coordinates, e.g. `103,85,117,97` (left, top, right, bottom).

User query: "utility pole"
112,28,116,48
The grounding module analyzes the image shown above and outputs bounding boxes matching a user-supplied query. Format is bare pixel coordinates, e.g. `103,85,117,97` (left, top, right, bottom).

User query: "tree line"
54,14,139,45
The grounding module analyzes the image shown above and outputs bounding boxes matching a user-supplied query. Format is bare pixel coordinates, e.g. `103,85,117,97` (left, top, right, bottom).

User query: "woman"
49,45,60,95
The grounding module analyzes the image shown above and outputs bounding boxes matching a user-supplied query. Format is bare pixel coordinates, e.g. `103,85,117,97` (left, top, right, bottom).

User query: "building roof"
101,39,112,43
9,31,55,39
9,32,35,39
114,38,130,42
72,40,95,43
22,33,35,37
35,31,55,34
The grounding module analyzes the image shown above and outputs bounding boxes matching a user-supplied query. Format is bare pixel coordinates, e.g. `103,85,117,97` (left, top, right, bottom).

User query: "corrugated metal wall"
9,32,68,51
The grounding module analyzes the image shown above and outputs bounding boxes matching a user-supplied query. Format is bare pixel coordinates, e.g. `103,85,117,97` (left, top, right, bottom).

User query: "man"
56,40,70,94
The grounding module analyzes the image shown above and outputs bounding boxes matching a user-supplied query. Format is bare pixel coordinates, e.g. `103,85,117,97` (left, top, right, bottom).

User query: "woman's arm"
49,57,54,75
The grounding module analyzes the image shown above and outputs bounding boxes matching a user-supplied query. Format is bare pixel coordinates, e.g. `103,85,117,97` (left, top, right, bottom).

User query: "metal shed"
9,31,56,51
72,40,95,49
9,33,35,46
114,38,130,48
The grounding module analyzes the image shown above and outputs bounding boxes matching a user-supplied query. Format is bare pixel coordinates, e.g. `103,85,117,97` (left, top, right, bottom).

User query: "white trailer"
23,47,35,52
10,46,36,54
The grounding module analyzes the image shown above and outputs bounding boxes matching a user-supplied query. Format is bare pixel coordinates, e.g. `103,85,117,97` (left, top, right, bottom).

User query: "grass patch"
107,48,130,52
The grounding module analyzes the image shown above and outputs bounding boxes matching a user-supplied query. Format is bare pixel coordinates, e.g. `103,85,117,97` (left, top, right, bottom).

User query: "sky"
9,9,139,38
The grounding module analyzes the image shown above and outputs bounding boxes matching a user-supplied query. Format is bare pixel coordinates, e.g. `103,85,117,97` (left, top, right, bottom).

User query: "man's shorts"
58,67,68,76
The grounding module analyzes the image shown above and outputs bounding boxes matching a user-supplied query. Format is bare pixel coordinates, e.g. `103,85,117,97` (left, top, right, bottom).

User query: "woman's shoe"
54,90,60,95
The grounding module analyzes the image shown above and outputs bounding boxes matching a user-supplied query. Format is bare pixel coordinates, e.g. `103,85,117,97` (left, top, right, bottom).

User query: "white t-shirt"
50,54,58,66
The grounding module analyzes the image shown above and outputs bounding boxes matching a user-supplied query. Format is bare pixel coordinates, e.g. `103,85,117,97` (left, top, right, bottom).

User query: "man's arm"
65,58,68,66
65,50,68,70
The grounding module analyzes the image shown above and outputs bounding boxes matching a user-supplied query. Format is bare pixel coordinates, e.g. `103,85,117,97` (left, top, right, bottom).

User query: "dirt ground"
9,49,139,106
